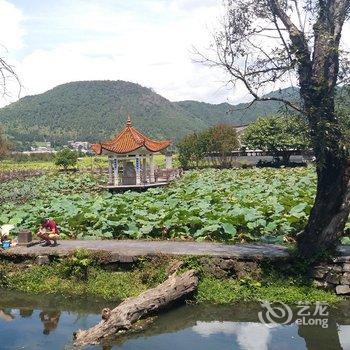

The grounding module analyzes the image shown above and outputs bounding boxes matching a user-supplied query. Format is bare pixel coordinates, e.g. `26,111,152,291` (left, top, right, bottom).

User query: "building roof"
91,117,171,155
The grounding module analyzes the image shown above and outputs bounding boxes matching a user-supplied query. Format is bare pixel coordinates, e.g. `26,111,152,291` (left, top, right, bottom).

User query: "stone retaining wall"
312,255,350,295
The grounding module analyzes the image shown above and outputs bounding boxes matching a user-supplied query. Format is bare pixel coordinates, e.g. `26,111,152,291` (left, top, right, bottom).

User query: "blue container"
2,241,10,249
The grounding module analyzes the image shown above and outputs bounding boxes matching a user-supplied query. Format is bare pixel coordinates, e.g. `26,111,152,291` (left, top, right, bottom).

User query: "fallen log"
73,269,198,346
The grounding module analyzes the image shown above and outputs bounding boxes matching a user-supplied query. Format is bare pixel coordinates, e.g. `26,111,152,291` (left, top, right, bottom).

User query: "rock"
325,271,341,285
198,257,230,278
232,260,260,279
218,259,236,271
108,253,121,263
200,263,228,279
313,280,324,288
331,265,343,273
340,272,350,285
312,265,330,279
343,263,350,272
197,258,260,279
333,256,350,263
313,280,333,290
118,255,134,263
336,285,350,295
35,255,49,265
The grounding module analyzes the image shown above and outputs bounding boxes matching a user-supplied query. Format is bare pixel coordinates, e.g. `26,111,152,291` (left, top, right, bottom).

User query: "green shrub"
54,148,78,170
59,249,93,281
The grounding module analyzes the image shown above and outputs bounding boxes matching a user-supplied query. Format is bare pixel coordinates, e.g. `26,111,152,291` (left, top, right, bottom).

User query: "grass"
0,255,341,305
4,263,148,301
197,277,340,304
0,157,102,172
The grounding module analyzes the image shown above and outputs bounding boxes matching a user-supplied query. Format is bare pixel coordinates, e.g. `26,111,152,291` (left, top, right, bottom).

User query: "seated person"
37,218,59,246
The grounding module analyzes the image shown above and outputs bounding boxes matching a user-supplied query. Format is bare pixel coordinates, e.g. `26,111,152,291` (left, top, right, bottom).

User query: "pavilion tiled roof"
91,117,171,155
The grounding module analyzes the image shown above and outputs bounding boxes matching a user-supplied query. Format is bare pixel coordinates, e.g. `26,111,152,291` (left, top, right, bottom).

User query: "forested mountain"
176,87,299,125
0,80,297,149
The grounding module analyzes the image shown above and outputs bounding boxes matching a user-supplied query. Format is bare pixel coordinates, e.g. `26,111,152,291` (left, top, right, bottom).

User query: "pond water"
0,290,349,350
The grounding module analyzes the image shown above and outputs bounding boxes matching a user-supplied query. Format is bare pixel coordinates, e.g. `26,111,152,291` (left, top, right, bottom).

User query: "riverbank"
0,249,341,305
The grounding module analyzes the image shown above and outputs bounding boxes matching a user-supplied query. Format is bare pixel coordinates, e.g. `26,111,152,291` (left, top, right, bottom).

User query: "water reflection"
0,290,349,350
0,307,61,335
40,310,61,335
192,321,275,350
339,325,350,349
0,309,15,322
19,308,34,318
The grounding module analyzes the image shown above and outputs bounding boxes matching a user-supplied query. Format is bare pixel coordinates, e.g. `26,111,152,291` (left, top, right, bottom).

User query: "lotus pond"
1,166,348,243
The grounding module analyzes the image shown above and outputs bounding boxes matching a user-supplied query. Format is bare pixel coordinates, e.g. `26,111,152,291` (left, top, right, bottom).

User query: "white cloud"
0,0,24,51
0,0,254,106
3,0,238,105
0,0,25,105
3,0,350,109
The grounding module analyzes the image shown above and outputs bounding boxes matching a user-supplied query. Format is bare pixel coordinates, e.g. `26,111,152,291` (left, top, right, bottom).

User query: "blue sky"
0,0,247,106
3,0,350,107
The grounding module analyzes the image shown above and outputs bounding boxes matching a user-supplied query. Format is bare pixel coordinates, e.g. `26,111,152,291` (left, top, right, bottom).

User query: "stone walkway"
2,240,349,262
1,240,291,261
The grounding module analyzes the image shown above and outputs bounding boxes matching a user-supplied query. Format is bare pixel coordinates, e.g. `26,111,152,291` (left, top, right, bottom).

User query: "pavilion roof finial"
126,114,132,127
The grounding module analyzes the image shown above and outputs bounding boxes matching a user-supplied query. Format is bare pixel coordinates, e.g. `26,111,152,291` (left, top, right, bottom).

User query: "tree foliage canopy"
178,124,239,168
0,126,12,160
243,115,309,162
54,148,78,170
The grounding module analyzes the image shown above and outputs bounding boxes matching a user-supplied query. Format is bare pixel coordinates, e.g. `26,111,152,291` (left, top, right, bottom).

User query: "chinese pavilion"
91,116,181,190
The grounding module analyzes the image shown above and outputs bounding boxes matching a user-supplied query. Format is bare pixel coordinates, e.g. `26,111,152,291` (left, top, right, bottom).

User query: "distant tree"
54,148,78,170
177,133,206,169
0,126,12,160
206,124,240,167
177,124,239,168
243,116,309,164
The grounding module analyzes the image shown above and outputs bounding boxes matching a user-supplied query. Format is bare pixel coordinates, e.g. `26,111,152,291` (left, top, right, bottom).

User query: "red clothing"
42,220,59,234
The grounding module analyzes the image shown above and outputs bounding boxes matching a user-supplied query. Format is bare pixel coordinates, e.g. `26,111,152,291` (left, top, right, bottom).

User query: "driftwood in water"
73,270,198,346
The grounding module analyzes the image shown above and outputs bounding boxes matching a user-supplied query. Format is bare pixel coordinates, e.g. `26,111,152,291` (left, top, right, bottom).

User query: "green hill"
176,87,299,126
0,80,298,149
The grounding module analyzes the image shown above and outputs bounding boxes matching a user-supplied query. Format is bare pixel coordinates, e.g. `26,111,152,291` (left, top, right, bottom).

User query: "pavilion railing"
106,168,182,186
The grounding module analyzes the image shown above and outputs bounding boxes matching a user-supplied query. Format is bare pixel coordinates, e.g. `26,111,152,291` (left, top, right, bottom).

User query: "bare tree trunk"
298,154,350,257
281,152,290,165
73,270,198,347
298,83,350,257
295,0,350,257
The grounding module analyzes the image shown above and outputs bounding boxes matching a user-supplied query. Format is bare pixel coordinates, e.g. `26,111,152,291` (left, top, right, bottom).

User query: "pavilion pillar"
113,158,119,186
108,157,113,185
122,160,127,185
149,154,155,183
142,157,147,183
165,152,173,169
135,155,141,185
